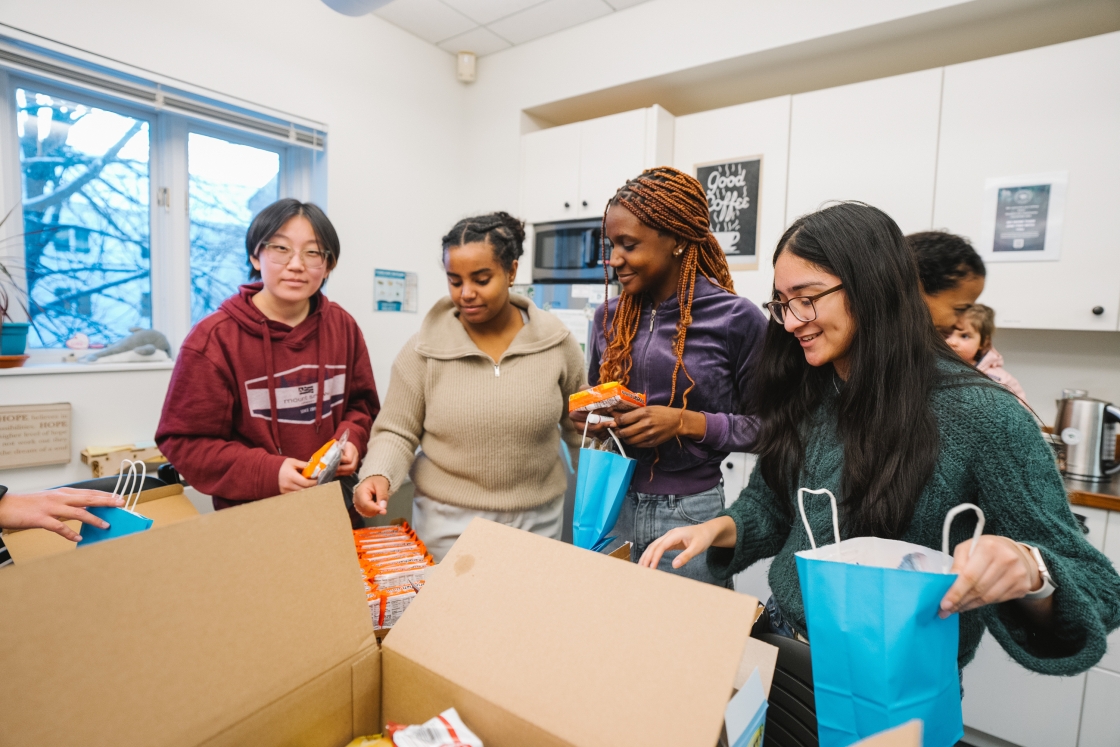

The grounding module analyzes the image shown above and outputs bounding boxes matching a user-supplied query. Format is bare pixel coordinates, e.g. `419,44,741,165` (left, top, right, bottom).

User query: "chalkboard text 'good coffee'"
696,158,760,269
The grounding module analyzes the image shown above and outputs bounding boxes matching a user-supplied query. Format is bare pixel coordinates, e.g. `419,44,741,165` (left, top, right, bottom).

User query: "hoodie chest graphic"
245,364,346,424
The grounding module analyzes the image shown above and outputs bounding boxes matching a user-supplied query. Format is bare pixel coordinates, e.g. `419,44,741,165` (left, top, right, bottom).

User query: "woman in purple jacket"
579,167,768,586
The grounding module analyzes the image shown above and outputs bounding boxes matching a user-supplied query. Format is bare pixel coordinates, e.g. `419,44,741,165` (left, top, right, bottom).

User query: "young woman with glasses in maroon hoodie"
156,199,379,523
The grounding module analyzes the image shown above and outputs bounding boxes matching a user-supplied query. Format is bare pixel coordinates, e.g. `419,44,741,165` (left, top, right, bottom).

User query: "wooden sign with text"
0,403,72,469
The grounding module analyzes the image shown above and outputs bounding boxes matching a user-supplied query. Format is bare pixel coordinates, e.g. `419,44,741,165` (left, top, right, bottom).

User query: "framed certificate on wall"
979,171,1068,263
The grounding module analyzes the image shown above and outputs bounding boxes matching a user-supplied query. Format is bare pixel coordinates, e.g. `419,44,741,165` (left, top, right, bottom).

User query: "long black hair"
750,202,969,539
246,199,340,280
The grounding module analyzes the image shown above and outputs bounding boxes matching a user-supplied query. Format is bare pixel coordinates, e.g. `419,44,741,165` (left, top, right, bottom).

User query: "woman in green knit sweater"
640,202,1120,674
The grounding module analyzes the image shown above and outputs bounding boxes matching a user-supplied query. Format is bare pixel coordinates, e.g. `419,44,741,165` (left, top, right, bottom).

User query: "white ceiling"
374,0,651,57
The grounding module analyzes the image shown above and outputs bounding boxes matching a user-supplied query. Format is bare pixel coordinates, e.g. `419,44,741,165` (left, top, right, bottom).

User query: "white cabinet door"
786,68,942,235
934,32,1120,331
520,123,581,224
1098,510,1120,674
963,632,1085,747
577,109,648,219
1072,506,1110,552
674,95,791,308
1079,668,1120,746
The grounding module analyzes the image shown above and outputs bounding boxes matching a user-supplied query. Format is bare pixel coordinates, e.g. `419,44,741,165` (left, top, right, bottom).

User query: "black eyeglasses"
765,284,844,324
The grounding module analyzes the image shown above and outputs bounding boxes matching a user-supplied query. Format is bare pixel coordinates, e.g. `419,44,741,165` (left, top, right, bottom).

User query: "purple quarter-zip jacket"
588,276,768,495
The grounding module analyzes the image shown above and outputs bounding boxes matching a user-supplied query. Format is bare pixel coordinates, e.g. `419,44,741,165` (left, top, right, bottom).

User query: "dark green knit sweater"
708,373,1120,674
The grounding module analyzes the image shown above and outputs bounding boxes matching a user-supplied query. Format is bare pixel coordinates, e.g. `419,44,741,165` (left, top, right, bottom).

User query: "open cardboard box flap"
2,483,777,747
2,483,200,563
0,483,377,747
384,517,775,747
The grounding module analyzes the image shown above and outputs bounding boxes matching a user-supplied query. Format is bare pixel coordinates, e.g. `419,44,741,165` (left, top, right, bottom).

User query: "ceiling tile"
603,0,650,9
441,0,547,26
487,0,612,45
437,25,513,56
374,0,477,44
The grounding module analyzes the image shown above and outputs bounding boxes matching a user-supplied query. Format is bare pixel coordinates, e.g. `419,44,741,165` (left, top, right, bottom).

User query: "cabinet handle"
564,202,570,209
582,200,588,207
1093,306,1105,316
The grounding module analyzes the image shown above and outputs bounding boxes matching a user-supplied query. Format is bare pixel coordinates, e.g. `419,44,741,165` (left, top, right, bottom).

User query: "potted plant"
0,261,31,360
0,205,31,363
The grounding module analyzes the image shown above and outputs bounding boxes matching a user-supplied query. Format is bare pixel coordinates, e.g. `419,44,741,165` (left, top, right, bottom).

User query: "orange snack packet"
568,381,646,414
302,438,337,478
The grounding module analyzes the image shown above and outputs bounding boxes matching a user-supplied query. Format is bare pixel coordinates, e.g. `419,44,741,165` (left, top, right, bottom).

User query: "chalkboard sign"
697,157,761,270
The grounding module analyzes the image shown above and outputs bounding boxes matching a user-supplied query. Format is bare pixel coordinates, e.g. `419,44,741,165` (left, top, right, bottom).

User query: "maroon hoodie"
156,283,380,509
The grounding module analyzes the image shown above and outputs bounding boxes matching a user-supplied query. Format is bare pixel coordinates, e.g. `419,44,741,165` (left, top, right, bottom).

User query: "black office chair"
759,632,817,747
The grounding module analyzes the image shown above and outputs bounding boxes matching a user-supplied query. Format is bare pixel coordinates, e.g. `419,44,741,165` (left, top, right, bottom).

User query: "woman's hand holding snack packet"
568,382,643,439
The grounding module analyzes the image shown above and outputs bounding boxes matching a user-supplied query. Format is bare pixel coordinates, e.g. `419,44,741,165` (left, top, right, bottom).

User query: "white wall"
995,330,1120,424
0,0,468,490
460,0,975,218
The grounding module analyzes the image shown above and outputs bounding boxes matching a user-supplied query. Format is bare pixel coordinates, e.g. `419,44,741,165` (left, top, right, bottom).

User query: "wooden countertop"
1066,473,1120,512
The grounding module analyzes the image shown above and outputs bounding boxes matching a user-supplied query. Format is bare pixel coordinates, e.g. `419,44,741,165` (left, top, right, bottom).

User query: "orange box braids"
599,167,736,416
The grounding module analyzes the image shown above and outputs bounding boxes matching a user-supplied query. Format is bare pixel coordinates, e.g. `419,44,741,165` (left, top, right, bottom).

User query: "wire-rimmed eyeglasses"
765,284,844,324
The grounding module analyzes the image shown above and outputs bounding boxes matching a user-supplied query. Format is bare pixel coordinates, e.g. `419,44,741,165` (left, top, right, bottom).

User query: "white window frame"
0,32,327,361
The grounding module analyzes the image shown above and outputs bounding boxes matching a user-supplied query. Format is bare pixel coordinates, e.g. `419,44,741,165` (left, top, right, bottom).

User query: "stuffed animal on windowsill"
81,328,173,364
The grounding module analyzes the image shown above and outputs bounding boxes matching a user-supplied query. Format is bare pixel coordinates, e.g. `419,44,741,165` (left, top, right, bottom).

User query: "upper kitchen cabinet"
785,68,942,235
519,123,582,226
674,95,792,307
520,106,674,224
934,32,1120,331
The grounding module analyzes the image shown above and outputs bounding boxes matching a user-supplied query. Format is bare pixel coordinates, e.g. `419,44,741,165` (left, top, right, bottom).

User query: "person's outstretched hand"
638,516,737,570
354,475,390,517
0,488,125,542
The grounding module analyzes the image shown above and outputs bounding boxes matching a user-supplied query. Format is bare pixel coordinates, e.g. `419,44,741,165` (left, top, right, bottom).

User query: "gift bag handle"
113,459,147,513
942,503,985,559
580,415,629,458
797,487,841,550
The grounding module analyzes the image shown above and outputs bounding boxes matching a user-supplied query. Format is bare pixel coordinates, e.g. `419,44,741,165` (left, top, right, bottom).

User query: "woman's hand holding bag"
939,533,1049,618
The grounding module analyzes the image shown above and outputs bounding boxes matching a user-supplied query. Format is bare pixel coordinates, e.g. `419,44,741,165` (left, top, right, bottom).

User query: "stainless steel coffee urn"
1054,395,1120,482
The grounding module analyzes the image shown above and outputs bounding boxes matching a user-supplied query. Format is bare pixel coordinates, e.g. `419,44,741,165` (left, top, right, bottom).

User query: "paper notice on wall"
374,269,418,312
570,284,606,304
0,403,71,469
979,171,1067,262
550,308,592,352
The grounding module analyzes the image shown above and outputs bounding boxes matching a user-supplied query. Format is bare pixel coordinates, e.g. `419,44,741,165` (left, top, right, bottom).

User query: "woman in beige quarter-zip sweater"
354,212,587,561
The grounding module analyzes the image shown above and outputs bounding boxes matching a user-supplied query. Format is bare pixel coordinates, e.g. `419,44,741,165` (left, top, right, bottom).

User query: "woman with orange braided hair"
577,167,767,586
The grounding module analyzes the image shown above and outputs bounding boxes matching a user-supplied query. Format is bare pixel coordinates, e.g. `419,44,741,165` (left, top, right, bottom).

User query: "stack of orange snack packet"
352,522,434,630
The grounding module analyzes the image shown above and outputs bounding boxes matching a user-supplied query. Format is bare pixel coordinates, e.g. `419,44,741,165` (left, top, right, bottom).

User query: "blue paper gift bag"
794,489,985,747
572,426,636,552
77,459,154,547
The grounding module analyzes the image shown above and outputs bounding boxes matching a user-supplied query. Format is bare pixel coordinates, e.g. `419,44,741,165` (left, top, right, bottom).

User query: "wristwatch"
1018,543,1057,600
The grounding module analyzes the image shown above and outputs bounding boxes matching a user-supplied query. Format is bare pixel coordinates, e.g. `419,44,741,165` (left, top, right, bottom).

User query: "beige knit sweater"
358,294,588,512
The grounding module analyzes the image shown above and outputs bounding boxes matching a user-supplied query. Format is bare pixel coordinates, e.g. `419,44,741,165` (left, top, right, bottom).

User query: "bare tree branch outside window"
17,87,151,348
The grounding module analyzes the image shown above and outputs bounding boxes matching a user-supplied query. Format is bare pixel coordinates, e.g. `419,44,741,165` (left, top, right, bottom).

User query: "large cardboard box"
0,483,776,747
1,482,199,562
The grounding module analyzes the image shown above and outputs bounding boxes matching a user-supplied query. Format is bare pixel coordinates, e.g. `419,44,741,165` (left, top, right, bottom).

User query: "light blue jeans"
610,483,731,588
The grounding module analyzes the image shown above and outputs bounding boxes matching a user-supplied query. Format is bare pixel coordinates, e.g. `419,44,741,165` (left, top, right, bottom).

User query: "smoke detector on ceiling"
457,52,477,84
321,0,393,16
